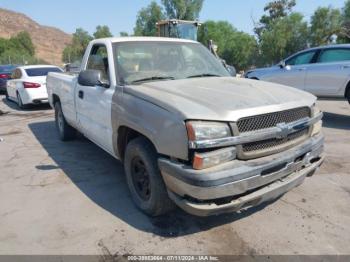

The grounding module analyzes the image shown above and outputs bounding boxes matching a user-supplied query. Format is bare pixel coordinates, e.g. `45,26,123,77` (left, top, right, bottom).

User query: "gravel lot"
0,95,349,256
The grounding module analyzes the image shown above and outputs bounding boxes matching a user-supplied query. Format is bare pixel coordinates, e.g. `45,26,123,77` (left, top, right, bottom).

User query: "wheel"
54,102,76,141
124,137,175,216
5,90,9,100
17,92,27,109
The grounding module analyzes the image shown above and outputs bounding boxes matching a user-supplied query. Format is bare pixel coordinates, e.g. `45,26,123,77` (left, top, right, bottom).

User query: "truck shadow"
322,112,350,131
29,120,278,237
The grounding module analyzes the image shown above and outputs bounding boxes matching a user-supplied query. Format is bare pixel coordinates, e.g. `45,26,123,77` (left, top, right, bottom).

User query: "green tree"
310,7,342,46
11,31,35,56
259,13,308,65
161,0,204,20
255,0,296,37
93,25,113,39
198,21,258,71
338,0,350,43
62,28,92,63
0,31,37,65
134,1,164,36
120,31,129,37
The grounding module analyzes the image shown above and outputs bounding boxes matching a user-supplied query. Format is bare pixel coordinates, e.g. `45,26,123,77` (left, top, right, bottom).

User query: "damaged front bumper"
159,134,324,216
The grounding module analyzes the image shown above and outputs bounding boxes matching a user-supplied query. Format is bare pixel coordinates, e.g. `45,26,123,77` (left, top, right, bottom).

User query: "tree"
339,0,350,43
259,13,308,65
198,21,258,71
310,7,342,46
93,25,113,39
134,1,164,36
62,28,92,63
0,31,38,65
120,32,129,37
161,0,204,20
255,0,296,37
11,31,35,56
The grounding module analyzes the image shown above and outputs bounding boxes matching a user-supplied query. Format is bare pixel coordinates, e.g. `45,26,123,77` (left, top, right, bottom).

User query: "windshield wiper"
130,76,175,84
187,73,222,78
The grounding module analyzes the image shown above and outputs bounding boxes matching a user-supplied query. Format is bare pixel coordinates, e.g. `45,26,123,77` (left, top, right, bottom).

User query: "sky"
0,0,346,36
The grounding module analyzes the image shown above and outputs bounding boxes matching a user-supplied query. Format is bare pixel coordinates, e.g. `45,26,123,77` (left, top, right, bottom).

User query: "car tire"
54,102,76,141
5,90,9,100
124,137,175,216
17,92,27,109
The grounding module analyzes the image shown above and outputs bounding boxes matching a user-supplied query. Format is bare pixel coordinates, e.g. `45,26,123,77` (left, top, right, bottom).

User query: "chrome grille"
235,107,311,159
237,107,310,133
242,128,309,153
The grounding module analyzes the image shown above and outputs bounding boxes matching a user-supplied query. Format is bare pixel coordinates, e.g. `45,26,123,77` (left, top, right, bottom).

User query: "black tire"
5,90,9,100
346,87,350,104
54,102,76,141
124,137,175,216
17,92,27,109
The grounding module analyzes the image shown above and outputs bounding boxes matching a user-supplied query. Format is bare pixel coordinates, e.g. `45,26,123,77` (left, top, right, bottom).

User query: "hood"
125,77,316,121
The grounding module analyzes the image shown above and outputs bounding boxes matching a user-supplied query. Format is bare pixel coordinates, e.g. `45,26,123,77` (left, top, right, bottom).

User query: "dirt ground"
0,95,349,256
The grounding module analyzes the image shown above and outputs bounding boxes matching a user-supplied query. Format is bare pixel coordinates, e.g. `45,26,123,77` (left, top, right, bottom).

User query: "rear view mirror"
78,69,109,88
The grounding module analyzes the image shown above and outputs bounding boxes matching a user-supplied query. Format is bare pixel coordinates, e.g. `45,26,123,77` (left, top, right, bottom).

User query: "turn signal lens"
193,147,236,170
311,121,322,136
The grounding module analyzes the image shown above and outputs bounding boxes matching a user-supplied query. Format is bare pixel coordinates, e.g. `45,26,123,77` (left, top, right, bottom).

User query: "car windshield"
25,67,62,77
113,41,229,85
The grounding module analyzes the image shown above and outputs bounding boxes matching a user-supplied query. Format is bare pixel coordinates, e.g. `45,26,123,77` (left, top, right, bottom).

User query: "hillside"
0,8,72,65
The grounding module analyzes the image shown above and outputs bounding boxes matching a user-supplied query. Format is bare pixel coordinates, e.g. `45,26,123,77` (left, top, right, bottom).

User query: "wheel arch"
117,126,157,162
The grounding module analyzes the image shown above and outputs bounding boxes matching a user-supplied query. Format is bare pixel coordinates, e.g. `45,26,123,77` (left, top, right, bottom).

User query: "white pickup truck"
47,37,324,217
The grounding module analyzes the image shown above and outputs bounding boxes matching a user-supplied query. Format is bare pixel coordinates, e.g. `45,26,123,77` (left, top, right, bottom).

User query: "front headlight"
186,121,231,141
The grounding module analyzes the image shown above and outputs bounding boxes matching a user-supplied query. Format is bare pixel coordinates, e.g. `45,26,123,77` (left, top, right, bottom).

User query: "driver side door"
76,44,115,154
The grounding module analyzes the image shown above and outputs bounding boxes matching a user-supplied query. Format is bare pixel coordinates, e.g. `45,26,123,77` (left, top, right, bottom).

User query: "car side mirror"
78,69,110,88
279,61,286,68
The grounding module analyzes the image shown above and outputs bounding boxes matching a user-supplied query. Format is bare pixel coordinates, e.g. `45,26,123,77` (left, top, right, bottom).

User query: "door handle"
78,90,84,99
341,65,350,69
298,68,307,71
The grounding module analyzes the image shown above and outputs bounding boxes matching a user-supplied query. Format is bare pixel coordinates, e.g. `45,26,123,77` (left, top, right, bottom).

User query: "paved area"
0,96,349,256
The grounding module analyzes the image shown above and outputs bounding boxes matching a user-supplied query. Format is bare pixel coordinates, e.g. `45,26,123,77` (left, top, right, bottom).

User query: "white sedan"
6,65,63,109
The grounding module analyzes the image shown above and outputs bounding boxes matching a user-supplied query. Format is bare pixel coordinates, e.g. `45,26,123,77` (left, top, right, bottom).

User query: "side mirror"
78,69,109,88
279,61,286,68
226,65,237,77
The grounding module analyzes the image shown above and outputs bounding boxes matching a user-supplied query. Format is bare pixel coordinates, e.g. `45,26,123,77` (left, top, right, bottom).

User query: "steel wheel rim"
130,156,151,201
57,109,64,134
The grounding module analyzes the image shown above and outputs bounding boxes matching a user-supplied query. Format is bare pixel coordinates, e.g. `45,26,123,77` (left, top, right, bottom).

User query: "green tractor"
156,19,236,76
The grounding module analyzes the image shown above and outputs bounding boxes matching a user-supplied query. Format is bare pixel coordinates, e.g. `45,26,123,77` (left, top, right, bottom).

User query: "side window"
318,49,350,63
286,51,316,66
86,45,109,82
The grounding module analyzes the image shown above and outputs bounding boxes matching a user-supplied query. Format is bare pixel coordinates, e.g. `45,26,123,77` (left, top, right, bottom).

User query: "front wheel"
124,137,174,216
54,102,76,141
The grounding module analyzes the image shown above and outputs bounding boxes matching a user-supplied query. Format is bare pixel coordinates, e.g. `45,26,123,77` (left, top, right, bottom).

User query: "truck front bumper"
158,134,324,216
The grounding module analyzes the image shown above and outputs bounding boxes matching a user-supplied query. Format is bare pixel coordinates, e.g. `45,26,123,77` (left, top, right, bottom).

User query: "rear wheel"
346,86,350,104
124,137,174,216
17,92,27,109
54,102,76,141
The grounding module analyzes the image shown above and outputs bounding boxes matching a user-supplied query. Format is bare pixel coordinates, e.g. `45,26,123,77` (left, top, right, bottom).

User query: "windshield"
172,24,198,41
113,41,229,85
25,67,62,77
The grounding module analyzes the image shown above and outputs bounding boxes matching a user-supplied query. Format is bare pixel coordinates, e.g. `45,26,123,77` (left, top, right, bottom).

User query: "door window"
286,51,317,66
86,45,110,82
318,48,350,63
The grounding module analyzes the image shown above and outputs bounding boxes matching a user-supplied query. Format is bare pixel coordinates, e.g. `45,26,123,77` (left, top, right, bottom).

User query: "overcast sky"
0,0,346,36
